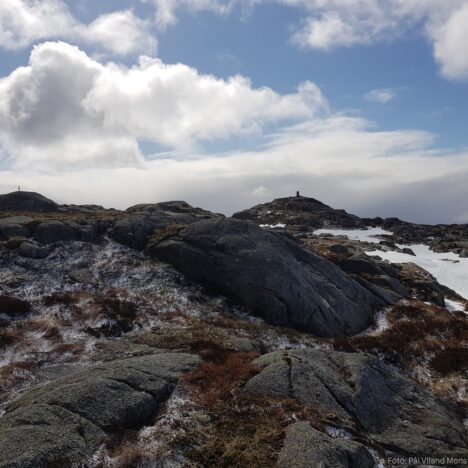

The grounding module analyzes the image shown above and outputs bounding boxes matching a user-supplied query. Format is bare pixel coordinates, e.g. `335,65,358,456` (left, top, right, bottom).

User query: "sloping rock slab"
0,405,105,468
245,349,468,457
278,422,374,468
0,353,200,467
110,202,221,250
147,218,383,337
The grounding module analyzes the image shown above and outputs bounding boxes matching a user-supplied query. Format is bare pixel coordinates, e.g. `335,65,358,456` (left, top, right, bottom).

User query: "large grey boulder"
17,241,50,259
0,353,201,467
34,221,79,244
7,353,200,430
0,192,58,212
0,218,33,241
246,349,468,457
147,218,383,337
0,405,105,468
110,201,221,250
278,422,374,468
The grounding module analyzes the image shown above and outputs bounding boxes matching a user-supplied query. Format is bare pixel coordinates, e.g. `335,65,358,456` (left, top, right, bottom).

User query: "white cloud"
1,117,468,224
365,88,396,103
0,41,326,170
0,1,156,56
429,3,468,80
79,11,157,57
283,0,468,81
2,1,468,81
141,0,468,81
145,0,235,29
1,43,468,223
0,0,75,49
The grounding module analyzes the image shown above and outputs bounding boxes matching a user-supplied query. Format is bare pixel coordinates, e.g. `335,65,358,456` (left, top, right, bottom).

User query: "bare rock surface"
147,218,384,337
278,422,374,468
0,353,200,467
246,349,468,457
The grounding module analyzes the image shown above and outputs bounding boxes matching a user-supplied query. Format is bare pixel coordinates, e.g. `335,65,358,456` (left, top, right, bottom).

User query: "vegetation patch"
0,329,24,348
334,301,468,380
145,224,186,253
177,351,323,467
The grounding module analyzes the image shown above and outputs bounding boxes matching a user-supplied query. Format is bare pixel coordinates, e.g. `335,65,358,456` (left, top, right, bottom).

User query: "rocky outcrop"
233,196,364,230
147,218,383,337
278,422,374,468
0,192,59,213
0,352,201,467
338,254,409,304
110,201,221,250
245,349,468,457
0,404,105,468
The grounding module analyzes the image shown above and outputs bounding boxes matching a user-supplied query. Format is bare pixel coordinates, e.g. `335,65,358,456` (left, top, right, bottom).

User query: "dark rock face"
110,202,222,250
233,196,364,230
17,241,50,259
278,422,374,468
246,349,468,457
338,254,409,304
147,218,383,337
7,353,200,429
34,221,79,243
0,192,58,213
0,353,200,467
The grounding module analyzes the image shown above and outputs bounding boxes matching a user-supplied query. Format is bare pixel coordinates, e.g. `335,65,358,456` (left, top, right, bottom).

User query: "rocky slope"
0,191,466,467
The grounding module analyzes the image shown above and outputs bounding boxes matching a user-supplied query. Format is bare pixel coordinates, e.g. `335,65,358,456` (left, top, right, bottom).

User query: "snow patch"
325,426,353,439
444,299,466,314
366,244,468,300
260,223,286,229
313,227,393,243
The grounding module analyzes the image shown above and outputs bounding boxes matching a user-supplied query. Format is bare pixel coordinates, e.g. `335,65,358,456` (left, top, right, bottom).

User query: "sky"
0,0,468,223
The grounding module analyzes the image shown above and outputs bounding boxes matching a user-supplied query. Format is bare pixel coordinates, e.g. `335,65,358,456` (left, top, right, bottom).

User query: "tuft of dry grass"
431,347,468,375
0,328,24,348
179,351,323,467
334,301,468,376
182,352,260,406
82,295,138,337
26,318,63,340
43,292,76,306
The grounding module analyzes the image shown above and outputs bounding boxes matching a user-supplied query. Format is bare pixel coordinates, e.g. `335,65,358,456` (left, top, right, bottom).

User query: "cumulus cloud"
429,3,468,80
365,88,397,103
78,11,157,57
1,41,468,223
284,0,468,81
0,0,75,49
0,41,326,169
0,1,155,56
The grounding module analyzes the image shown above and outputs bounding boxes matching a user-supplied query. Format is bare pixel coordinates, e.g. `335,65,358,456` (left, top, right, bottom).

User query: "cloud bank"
1,42,467,224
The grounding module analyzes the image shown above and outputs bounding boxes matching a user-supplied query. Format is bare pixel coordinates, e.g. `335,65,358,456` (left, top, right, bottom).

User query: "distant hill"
0,191,59,212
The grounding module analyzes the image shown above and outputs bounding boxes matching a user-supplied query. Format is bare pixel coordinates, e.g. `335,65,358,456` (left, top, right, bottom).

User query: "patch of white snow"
313,227,393,244
366,244,468,300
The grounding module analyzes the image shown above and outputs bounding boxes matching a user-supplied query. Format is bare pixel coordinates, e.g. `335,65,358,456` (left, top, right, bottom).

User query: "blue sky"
0,0,468,222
